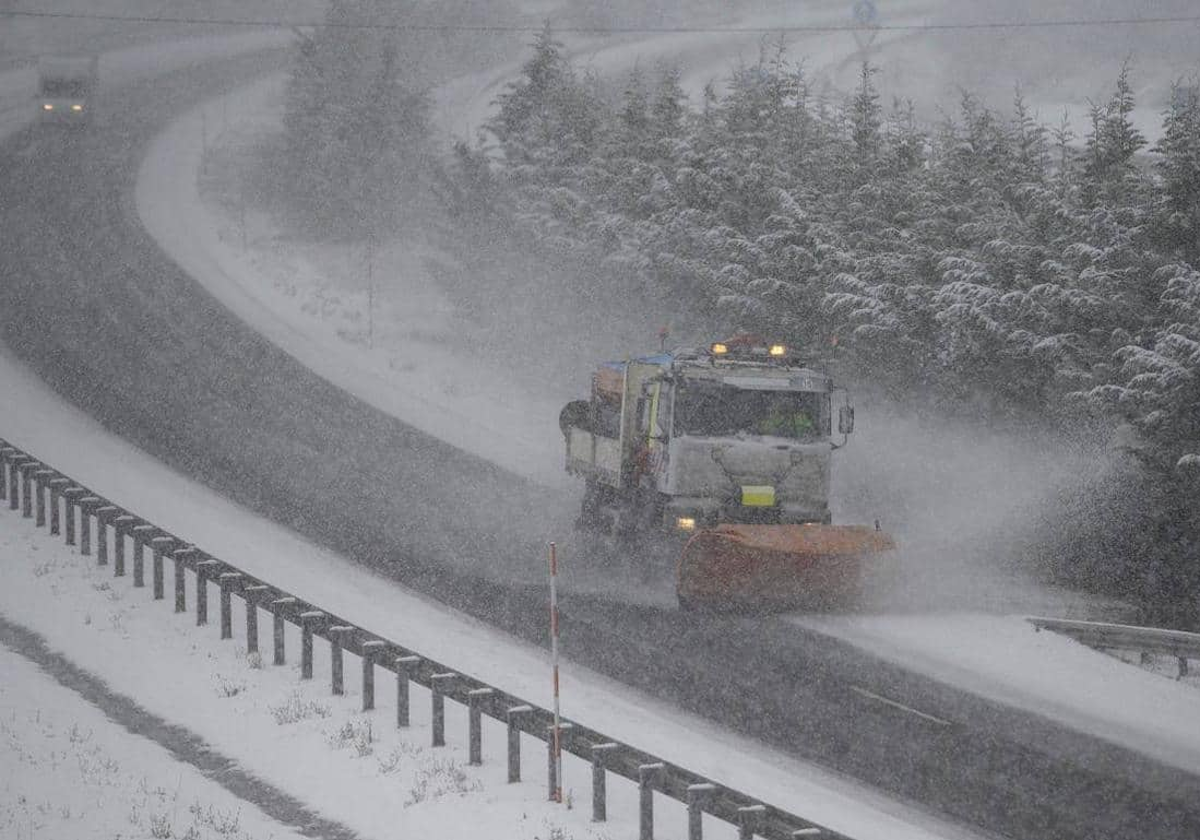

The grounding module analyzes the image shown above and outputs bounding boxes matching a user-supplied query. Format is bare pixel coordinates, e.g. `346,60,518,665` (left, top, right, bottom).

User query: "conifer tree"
849,63,882,171
1153,81,1200,264
1082,61,1147,206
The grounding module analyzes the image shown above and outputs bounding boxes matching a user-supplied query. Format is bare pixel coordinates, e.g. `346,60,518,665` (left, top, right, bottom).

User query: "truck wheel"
576,480,610,532
559,400,591,437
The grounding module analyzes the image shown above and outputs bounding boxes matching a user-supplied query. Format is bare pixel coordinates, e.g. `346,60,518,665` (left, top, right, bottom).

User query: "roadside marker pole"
550,541,563,804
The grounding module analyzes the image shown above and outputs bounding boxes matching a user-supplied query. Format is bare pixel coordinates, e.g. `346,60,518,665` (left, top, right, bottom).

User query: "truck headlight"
42,103,53,111
71,104,83,112
676,516,696,531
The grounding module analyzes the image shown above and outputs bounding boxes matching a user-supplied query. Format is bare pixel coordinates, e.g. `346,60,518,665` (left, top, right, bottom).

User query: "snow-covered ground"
0,645,309,840
0,523,613,840
0,338,980,840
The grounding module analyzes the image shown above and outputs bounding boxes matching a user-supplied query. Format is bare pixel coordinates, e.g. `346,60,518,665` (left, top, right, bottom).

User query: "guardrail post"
195,559,218,626
467,688,493,765
63,484,85,544
8,455,25,510
63,488,84,546
299,612,325,679
1180,657,1190,679
150,537,173,600
172,550,189,613
4,454,16,509
361,640,386,711
0,448,11,502
48,478,68,535
79,496,99,556
430,672,457,747
686,783,717,840
95,506,117,566
131,525,154,587
591,742,619,821
34,470,52,526
113,515,134,577
506,705,533,782
639,763,665,840
244,586,269,656
548,722,574,801
19,461,36,519
218,573,241,639
329,626,352,695
738,804,766,840
395,655,420,725
272,598,296,666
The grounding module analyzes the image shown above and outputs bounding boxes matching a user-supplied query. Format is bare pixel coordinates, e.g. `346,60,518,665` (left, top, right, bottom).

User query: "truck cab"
563,337,853,540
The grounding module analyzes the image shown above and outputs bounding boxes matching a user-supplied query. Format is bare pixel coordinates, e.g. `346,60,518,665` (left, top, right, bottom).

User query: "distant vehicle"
560,334,895,611
36,55,99,126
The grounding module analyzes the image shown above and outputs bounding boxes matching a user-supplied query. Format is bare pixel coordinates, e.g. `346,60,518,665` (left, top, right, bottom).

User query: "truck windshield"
674,383,827,439
40,79,90,98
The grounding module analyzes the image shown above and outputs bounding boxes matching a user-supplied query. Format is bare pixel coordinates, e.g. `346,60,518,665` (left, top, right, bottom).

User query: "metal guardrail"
1028,616,1200,679
0,438,849,840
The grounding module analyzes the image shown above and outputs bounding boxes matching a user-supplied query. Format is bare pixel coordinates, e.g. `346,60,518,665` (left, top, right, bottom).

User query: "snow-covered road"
0,29,291,141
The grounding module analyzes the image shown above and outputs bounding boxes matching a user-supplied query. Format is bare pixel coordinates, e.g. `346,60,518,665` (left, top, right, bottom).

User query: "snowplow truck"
560,336,894,610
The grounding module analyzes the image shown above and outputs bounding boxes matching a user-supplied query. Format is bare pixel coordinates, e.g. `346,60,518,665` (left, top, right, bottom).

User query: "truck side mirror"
838,406,855,435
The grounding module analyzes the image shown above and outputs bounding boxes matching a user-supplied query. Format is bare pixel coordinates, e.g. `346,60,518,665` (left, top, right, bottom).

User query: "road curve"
1,48,1198,840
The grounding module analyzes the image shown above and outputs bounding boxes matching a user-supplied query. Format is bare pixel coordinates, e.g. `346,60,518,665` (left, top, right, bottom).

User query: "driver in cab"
754,398,815,438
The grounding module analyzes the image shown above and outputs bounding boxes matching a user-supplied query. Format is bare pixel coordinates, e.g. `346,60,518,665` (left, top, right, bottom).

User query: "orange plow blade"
677,524,895,611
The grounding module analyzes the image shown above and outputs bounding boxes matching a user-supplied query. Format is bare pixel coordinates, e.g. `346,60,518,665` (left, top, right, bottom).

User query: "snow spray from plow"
0,437,855,840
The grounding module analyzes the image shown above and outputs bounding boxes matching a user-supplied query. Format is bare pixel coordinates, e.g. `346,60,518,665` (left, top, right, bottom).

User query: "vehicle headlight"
676,516,696,531
71,104,83,112
42,103,53,111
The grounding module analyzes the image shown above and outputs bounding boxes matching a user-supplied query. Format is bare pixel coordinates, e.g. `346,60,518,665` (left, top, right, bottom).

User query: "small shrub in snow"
149,812,173,838
377,742,423,775
215,674,246,698
404,758,482,806
245,651,264,670
535,827,572,840
326,718,373,756
32,561,56,577
269,691,330,725
188,801,241,836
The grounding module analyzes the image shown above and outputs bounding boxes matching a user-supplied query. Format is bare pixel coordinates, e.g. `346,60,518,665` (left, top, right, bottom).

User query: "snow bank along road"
1,45,1198,840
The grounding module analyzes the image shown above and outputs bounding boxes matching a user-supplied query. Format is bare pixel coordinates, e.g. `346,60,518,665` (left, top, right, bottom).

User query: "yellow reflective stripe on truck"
741,485,776,507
